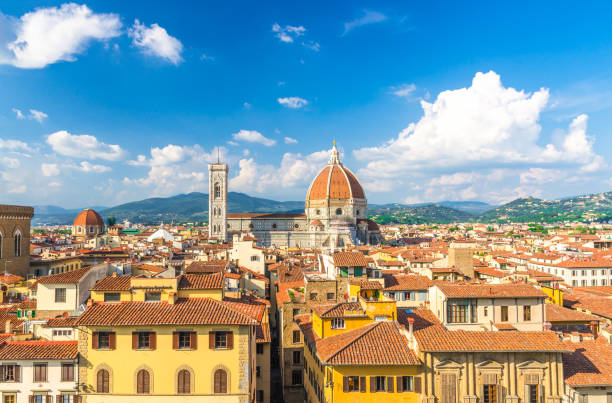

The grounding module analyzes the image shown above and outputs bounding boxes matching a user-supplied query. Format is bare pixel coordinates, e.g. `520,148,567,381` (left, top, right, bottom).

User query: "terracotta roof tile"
91,276,133,291
311,302,363,318
38,266,92,284
384,274,432,291
563,338,612,386
545,304,600,323
437,283,546,299
332,252,369,267
177,273,224,289
0,341,78,360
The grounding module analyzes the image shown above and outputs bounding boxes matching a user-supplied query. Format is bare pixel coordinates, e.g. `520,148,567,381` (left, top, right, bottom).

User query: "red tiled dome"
306,164,365,201
73,209,104,227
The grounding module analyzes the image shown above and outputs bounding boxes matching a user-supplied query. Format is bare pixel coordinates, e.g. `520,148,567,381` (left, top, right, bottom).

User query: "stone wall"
0,204,33,277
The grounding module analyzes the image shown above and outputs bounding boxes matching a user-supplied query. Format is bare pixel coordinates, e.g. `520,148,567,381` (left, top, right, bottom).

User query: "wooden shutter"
92,332,99,349
15,365,20,382
360,376,366,393
0,365,4,381
227,332,233,349
387,376,394,392
190,332,197,350
483,373,498,385
43,364,48,382
109,332,116,350
29,396,34,403
46,395,51,403
150,332,156,350
415,376,422,393
132,332,138,349
397,376,403,392
343,376,348,392
56,396,62,403
173,332,179,350
525,374,539,385
370,376,376,392
209,332,215,349
442,374,457,403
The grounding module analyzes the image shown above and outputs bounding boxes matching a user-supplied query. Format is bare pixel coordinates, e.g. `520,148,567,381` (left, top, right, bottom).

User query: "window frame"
55,288,67,303
33,362,48,382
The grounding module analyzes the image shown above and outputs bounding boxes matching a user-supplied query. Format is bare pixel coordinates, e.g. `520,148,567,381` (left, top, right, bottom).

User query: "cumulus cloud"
230,149,330,194
232,130,276,146
7,185,26,194
272,23,306,43
355,71,604,180
128,20,183,65
519,168,563,185
0,3,121,69
12,108,24,119
278,97,308,109
284,137,298,144
41,163,60,177
0,138,31,152
47,130,126,161
70,161,111,173
343,10,387,35
28,109,48,122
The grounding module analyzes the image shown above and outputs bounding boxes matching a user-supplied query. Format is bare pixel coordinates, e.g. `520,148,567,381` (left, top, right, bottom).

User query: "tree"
106,216,117,227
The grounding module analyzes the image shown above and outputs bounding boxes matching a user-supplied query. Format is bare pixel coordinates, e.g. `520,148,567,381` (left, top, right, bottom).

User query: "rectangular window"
256,343,264,354
346,376,360,392
293,330,300,343
326,292,335,300
483,384,498,403
447,300,468,323
96,332,112,349
2,365,17,382
484,306,488,316
291,370,302,385
256,390,264,403
523,305,531,321
256,366,261,378
293,350,301,364
501,306,509,322
177,332,192,349
3,395,16,403
138,332,151,349
309,293,318,301
61,363,74,382
104,292,120,302
55,288,66,303
331,318,345,329
373,376,386,392
399,376,414,392
33,363,47,382
214,332,227,349
144,292,161,302
292,308,300,318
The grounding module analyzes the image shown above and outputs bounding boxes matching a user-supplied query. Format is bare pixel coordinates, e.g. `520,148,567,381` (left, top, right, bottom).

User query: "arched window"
177,369,191,394
97,369,109,393
214,183,221,199
13,230,21,257
137,369,150,394
214,369,227,394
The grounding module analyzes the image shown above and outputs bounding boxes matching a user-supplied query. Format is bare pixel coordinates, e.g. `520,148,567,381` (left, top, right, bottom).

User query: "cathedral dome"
306,143,366,201
73,209,104,227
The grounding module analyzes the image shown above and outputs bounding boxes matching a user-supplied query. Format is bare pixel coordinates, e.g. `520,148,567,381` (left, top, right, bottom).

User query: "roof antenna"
217,147,220,163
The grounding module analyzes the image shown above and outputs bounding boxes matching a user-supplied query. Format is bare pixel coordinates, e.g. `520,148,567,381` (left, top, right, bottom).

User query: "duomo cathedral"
209,143,381,248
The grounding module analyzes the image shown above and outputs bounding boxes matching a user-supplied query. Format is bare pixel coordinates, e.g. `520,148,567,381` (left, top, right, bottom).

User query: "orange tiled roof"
43,316,79,328
300,319,419,366
436,283,546,299
178,273,224,289
91,275,133,291
311,302,363,318
332,251,369,267
38,266,92,284
545,304,600,323
400,309,570,353
77,298,259,326
0,341,77,360
384,274,432,291
563,338,612,387
351,280,382,290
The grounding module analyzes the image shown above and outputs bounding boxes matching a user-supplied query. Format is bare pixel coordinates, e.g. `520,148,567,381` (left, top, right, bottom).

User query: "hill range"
31,191,612,226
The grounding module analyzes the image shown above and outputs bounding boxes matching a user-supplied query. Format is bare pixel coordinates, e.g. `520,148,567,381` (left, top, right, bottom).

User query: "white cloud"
302,41,320,51
71,161,111,173
28,109,48,122
0,138,30,151
429,172,478,187
284,137,298,144
47,130,126,161
200,53,214,62
272,23,306,43
243,102,251,110
12,108,24,119
8,185,26,194
278,97,308,109
232,130,276,146
230,149,330,194
355,71,603,179
343,10,387,35
392,83,416,98
519,168,562,184
1,3,121,69
41,163,60,177
1,157,20,169
128,20,183,65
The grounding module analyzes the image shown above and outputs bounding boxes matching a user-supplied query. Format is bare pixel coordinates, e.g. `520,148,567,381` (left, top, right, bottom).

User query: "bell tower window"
214,183,221,199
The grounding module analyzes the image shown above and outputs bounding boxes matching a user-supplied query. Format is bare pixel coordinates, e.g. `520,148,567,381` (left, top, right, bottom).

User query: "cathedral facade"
208,143,381,249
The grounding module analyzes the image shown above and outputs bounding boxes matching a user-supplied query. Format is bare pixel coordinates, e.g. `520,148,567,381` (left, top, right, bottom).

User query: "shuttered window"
177,370,191,394
96,369,109,393
136,370,150,394
342,376,360,392
61,363,74,382
441,373,457,403
174,331,197,350
397,376,414,392
93,332,115,350
214,369,228,393
0,365,20,382
33,363,47,382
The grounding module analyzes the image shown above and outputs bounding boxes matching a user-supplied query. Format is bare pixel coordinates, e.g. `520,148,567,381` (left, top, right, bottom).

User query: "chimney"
407,317,414,340
168,292,176,305
62,312,69,319
4,320,11,334
543,321,552,331
86,298,93,307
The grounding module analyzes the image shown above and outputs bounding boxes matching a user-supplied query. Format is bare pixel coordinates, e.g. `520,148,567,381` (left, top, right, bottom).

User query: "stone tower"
208,161,228,242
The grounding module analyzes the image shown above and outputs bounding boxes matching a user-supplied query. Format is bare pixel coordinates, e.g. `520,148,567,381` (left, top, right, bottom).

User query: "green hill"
368,204,475,224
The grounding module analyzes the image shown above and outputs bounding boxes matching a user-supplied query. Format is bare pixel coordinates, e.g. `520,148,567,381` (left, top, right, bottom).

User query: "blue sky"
1,1,612,208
